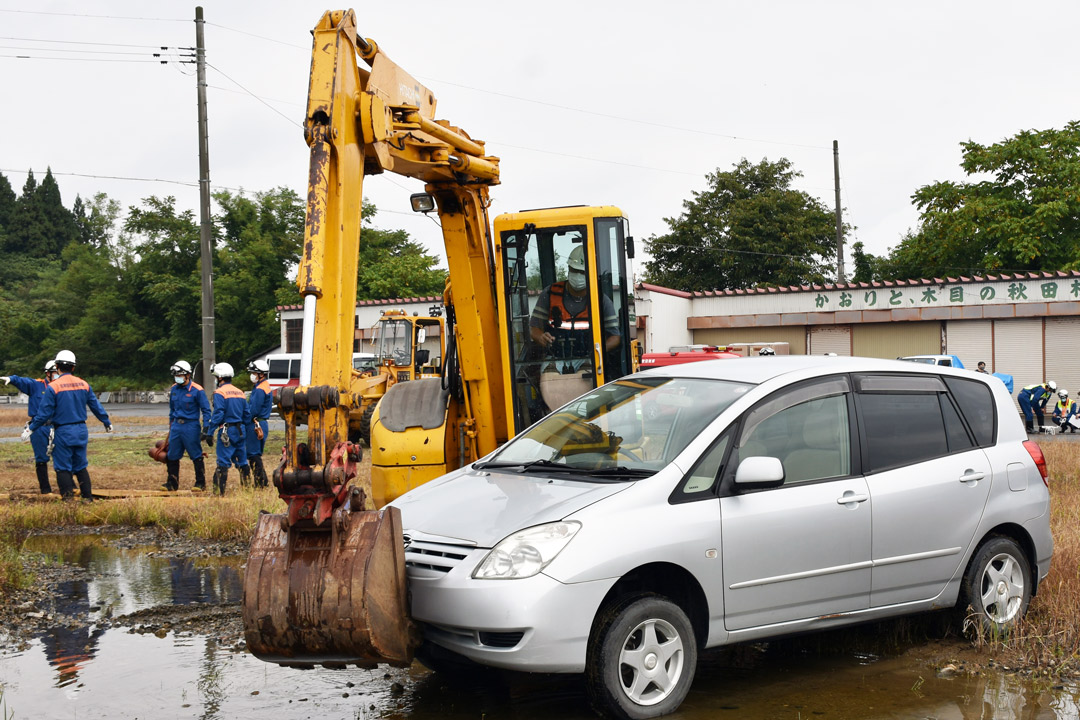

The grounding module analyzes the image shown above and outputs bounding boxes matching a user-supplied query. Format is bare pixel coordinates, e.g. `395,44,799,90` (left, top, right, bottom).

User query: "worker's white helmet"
211,362,235,378
55,350,77,366
1059,389,1069,399
44,359,56,373
567,245,586,272
247,359,269,374
759,347,775,356
1048,380,1058,391
170,360,192,375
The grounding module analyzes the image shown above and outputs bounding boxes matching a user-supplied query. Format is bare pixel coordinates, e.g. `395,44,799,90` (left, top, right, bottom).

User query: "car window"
941,394,975,452
943,377,996,447
674,432,732,501
855,374,961,472
735,376,852,486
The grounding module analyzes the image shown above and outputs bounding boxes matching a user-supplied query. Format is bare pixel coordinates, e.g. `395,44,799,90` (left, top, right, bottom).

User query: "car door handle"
959,470,985,484
836,492,869,505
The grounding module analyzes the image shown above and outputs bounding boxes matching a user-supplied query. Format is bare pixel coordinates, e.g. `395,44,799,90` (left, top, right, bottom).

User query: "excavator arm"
244,9,505,668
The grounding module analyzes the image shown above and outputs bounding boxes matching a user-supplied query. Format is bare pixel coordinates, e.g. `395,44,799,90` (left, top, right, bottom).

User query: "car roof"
635,355,971,385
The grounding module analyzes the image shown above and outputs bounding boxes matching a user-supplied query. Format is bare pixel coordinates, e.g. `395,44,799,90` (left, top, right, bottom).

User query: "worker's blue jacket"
29,373,110,431
170,380,211,425
8,375,50,419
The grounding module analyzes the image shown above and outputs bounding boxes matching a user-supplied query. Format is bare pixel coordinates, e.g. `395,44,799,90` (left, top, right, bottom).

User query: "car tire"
585,593,697,720
960,536,1032,635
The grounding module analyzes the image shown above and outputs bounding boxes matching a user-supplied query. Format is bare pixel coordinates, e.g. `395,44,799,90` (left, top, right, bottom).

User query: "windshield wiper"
474,458,578,472
579,466,656,479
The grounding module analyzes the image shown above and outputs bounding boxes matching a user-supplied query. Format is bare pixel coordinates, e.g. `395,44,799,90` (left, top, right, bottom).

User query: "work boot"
56,470,75,499
250,455,269,488
192,456,206,491
161,459,180,491
35,462,53,494
74,468,93,501
213,467,228,496
239,465,252,488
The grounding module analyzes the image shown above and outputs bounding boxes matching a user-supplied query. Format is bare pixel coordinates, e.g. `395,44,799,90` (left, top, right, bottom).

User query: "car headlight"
473,521,581,580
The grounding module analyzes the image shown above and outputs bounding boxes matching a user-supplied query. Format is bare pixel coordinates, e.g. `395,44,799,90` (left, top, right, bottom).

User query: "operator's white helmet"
247,359,269,374
1059,389,1069,400
44,359,56,373
211,362,235,378
567,245,585,272
170,360,193,375
55,349,77,365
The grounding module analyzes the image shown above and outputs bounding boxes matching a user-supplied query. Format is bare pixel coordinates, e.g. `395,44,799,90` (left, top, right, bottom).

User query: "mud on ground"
1,525,247,653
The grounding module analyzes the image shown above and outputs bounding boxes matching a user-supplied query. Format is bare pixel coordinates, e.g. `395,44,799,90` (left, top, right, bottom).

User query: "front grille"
404,538,472,575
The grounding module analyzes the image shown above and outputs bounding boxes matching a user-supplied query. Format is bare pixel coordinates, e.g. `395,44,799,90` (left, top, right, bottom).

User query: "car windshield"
478,377,751,478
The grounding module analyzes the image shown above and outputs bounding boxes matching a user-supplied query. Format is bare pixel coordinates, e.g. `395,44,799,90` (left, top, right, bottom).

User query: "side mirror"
417,327,427,344
626,235,635,259
734,456,785,489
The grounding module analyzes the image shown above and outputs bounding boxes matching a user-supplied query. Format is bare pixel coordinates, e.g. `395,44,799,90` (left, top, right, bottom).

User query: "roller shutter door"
1045,317,1080,400
809,326,851,356
994,319,1044,404
945,320,993,370
852,321,940,359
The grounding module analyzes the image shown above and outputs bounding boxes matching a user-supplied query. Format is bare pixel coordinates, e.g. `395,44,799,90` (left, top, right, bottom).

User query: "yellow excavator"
353,308,445,445
242,9,636,668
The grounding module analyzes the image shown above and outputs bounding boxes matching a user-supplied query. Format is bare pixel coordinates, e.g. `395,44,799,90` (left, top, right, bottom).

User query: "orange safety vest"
547,282,592,332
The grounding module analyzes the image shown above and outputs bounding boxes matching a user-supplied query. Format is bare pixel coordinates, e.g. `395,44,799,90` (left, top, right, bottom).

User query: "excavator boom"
244,9,503,668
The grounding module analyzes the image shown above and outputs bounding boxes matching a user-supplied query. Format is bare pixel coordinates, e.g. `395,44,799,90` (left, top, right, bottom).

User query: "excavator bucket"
242,505,416,668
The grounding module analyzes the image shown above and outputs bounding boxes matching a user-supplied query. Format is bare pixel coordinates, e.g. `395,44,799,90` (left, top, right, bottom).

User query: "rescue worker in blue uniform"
163,360,212,492
1018,380,1056,433
245,359,271,488
26,350,112,500
2,359,59,494
203,362,251,495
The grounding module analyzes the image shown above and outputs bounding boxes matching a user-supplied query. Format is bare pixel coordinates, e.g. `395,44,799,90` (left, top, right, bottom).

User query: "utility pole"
195,6,216,392
833,140,845,283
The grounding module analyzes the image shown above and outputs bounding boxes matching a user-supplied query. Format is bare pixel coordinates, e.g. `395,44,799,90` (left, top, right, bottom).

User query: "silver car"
391,356,1053,719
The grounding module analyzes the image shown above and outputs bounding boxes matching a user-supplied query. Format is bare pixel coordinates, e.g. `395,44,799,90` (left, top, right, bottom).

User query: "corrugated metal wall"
851,321,941,359
1045,318,1080,401
945,320,993,370
695,326,807,354
996,319,1044,401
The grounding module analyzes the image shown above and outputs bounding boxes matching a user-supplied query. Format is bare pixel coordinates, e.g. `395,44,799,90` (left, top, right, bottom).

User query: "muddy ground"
4,524,1077,691
1,525,248,653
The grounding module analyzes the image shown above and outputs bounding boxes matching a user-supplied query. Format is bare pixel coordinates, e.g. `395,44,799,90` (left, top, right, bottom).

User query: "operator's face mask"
174,376,186,385
567,269,586,292
250,373,259,383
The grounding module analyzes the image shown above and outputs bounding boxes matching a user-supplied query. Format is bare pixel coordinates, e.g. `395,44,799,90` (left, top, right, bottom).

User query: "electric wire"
205,62,303,129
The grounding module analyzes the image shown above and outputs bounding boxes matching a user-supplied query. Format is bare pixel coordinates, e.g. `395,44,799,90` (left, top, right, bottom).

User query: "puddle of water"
1,534,1078,719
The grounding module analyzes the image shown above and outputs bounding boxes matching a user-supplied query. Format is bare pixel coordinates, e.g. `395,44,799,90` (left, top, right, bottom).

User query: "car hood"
389,467,632,548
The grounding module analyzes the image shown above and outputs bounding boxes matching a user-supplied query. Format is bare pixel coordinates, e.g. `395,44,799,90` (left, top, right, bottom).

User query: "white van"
265,353,376,390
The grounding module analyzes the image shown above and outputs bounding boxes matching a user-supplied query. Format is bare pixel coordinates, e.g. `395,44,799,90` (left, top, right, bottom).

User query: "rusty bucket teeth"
242,506,416,667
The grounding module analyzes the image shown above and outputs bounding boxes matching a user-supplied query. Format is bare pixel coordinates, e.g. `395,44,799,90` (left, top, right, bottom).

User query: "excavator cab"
495,206,636,432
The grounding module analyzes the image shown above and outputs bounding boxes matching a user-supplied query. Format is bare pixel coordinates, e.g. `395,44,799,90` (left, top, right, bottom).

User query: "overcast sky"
3,1,1079,281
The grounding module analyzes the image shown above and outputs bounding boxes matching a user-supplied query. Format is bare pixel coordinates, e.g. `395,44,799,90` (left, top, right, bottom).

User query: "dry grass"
0,407,167,431
985,438,1080,677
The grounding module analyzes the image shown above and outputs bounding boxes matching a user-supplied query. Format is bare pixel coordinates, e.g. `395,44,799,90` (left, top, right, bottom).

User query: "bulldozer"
243,9,636,669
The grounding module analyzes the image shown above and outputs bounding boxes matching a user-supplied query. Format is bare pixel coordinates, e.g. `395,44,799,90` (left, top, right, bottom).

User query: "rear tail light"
1022,440,1049,487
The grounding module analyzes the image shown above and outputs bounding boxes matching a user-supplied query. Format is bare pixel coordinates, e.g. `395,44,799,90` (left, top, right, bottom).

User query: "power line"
0,44,186,58
205,62,302,129
0,53,177,63
0,8,186,22
0,168,246,193
205,22,307,51
0,35,187,50
207,83,303,108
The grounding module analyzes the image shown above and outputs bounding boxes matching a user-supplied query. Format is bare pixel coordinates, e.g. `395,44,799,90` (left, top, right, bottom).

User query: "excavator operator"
529,245,620,369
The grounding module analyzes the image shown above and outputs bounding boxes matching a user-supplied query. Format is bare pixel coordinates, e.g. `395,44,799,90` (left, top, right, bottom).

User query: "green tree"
643,158,840,291
5,169,78,258
213,187,305,362
893,122,1080,278
850,241,887,283
356,200,446,300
